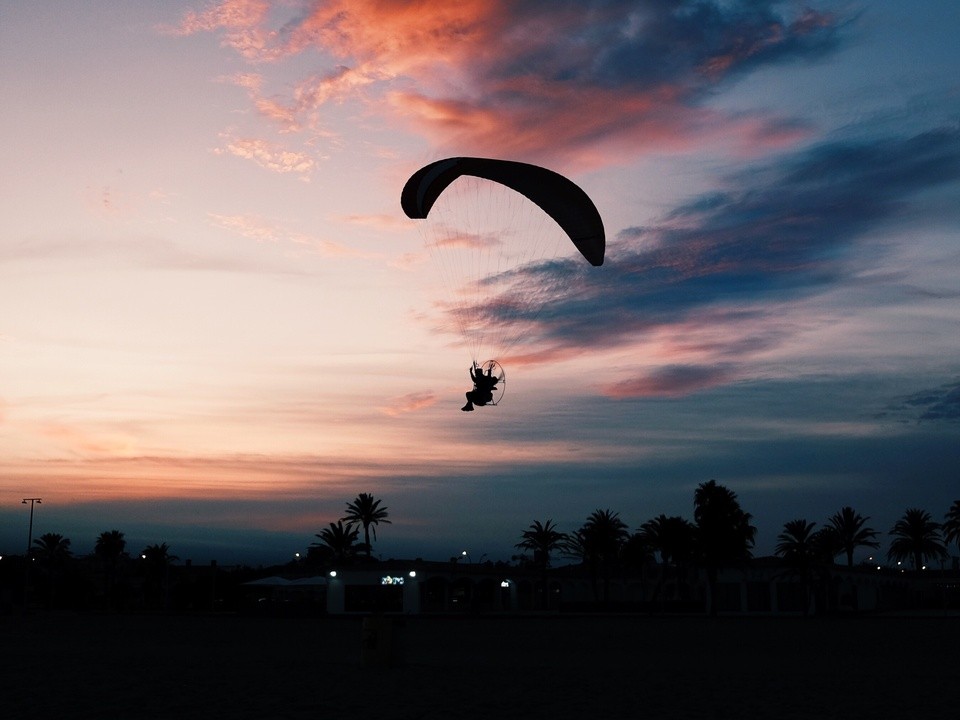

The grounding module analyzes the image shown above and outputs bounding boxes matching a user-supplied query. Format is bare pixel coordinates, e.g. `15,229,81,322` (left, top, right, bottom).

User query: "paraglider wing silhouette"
401,157,605,267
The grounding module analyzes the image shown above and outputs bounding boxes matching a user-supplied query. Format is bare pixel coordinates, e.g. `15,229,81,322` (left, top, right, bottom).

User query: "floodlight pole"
23,498,41,555
22,498,41,606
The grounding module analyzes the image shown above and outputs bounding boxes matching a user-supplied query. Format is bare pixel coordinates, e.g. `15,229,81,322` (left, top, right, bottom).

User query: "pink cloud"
38,421,138,458
175,1,838,167
379,391,438,416
602,364,738,399
208,213,370,258
170,0,276,61
430,231,501,252
387,84,712,167
212,134,315,176
279,0,503,73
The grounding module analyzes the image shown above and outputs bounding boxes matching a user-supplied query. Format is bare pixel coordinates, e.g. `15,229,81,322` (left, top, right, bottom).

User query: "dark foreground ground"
3,612,958,719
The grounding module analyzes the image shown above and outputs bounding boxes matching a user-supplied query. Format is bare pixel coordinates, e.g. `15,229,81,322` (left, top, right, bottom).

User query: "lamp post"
22,498,41,606
22,498,41,555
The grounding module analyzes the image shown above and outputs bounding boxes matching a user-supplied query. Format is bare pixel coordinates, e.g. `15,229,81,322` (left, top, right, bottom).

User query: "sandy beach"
3,612,958,719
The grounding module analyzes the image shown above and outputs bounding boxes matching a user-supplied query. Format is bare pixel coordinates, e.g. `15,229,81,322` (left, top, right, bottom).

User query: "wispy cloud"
175,0,845,163
379,391,438,416
167,0,275,60
0,235,278,274
474,126,960,387
213,133,316,177
602,364,740,399
881,380,960,423
207,213,370,258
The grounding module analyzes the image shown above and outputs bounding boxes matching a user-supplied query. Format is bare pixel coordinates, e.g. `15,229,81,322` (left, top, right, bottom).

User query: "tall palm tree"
943,500,960,556
342,493,391,558
641,514,696,568
887,508,948,571
621,530,655,600
809,526,842,613
33,532,72,562
141,542,178,565
826,506,879,567
312,520,359,565
577,509,629,604
141,543,178,609
32,533,73,607
640,514,696,607
694,480,757,616
775,519,818,615
516,520,567,610
95,529,127,608
95,529,127,560
561,528,599,600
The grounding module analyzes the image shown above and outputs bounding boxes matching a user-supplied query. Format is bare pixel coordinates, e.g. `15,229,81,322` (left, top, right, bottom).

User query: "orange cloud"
175,0,834,167
280,0,502,73
212,134,315,177
38,422,139,458
380,391,438,416
171,0,276,60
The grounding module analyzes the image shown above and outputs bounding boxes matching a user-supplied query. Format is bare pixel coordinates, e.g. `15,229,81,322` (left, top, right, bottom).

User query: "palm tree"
943,500,960,556
561,527,601,602
312,520,360,565
95,529,127,608
32,533,72,607
887,508,948,571
826,506,879,567
775,519,818,615
640,514,696,607
140,543,178,609
576,509,629,604
141,542,177,565
33,532,72,562
809,526,841,613
694,480,757,616
96,529,127,560
516,520,567,610
641,514,696,568
342,493,391,558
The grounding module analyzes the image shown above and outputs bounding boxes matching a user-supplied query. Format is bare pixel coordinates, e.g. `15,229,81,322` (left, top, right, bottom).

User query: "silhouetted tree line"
3,488,959,615
513,484,960,614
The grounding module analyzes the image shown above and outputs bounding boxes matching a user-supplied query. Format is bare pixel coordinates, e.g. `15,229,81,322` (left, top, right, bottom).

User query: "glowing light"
329,570,337,578
408,570,417,578
500,580,510,588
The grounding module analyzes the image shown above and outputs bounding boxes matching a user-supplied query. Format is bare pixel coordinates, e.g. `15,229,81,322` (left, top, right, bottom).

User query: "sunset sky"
2,1,958,566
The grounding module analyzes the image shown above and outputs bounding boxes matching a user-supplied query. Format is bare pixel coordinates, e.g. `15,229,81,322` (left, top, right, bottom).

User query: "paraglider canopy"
401,157,605,267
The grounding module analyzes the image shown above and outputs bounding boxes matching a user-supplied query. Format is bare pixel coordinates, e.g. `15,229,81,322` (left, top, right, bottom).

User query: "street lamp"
22,498,41,556
22,498,41,605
